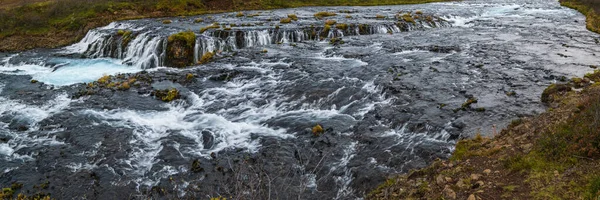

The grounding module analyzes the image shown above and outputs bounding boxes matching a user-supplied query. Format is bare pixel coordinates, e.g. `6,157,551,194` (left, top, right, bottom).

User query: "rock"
166,31,196,68
436,175,445,185
202,131,215,149
443,185,457,199
470,174,481,181
456,179,467,188
467,194,477,200
445,177,453,183
472,181,484,189
483,169,491,175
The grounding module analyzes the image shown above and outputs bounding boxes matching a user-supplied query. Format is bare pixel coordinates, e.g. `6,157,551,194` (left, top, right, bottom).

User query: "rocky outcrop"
166,31,196,68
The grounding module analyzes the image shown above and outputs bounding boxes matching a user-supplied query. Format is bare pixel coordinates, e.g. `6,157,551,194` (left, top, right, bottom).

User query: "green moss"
199,52,215,64
450,134,484,161
461,97,478,110
587,176,600,199
193,18,204,23
153,88,180,102
402,13,415,23
200,23,221,33
97,75,111,84
168,31,196,48
288,14,298,21
325,19,337,25
314,11,337,19
322,24,332,38
335,23,348,30
162,19,172,24
584,70,600,82
280,18,292,24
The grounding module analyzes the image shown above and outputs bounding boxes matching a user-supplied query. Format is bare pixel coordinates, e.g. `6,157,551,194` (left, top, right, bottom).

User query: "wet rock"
202,131,215,149
483,169,492,175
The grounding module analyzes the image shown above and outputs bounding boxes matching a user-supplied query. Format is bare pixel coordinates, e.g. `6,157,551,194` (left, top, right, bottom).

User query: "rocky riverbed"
1,0,600,199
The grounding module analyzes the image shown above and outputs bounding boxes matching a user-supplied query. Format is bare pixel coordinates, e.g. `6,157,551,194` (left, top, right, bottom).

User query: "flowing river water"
1,0,600,199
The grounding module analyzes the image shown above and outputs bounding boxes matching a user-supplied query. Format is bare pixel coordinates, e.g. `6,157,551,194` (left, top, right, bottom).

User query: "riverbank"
560,0,600,33
368,74,600,199
0,0,451,52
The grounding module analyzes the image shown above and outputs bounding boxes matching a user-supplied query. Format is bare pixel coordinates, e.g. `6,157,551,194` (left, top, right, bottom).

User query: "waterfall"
64,17,451,69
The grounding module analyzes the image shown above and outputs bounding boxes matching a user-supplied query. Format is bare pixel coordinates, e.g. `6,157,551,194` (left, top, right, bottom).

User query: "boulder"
166,31,196,68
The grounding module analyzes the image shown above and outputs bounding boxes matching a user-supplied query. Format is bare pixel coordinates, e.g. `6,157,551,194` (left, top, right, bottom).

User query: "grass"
560,0,600,34
0,0,452,52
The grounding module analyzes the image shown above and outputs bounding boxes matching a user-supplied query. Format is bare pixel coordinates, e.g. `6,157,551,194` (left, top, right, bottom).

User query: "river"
1,0,599,199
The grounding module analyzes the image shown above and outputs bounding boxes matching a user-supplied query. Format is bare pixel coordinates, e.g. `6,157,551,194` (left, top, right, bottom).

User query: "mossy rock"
166,31,196,68
321,24,332,38
314,11,337,19
541,84,571,104
199,52,214,64
193,18,204,23
280,18,292,24
152,88,180,102
288,14,298,21
335,23,348,30
162,20,172,24
402,13,416,23
325,19,337,25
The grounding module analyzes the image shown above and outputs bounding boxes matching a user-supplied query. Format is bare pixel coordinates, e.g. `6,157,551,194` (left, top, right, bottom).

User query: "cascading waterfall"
65,18,450,69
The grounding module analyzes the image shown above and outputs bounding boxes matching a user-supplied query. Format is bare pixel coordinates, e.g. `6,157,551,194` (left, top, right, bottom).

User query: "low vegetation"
369,74,600,199
561,0,600,33
0,0,451,52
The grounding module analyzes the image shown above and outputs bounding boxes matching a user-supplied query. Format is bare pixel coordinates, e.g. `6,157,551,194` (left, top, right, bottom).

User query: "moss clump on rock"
117,30,133,48
335,23,348,30
325,19,337,25
584,69,600,82
288,14,298,21
162,20,172,24
236,12,244,17
193,18,204,23
376,14,386,19
166,31,196,68
402,13,415,23
280,18,292,24
199,52,215,64
314,11,337,19
152,88,180,102
200,23,221,33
